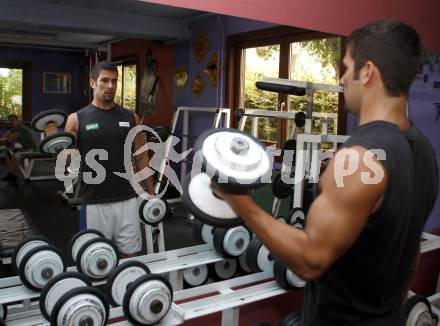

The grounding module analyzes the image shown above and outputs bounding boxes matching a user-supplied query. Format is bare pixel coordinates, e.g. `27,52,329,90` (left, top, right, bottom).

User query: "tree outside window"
0,68,23,120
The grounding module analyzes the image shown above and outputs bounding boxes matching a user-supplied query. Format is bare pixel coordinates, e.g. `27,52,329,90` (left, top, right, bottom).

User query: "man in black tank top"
212,21,438,325
64,62,154,257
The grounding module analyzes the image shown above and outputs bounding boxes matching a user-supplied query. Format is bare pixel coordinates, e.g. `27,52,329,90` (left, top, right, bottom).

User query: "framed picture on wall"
42,72,71,94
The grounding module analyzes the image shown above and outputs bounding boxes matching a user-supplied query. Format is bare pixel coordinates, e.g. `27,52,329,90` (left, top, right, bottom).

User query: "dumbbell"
273,261,305,290
0,304,7,322
192,219,214,245
39,272,109,326
272,172,293,199
182,128,271,227
238,252,253,274
139,198,171,226
213,226,251,257
67,229,119,280
31,109,74,154
209,258,238,280
105,261,151,307
279,310,303,326
405,295,438,326
287,208,306,227
246,237,274,273
183,265,209,288
11,236,66,291
123,274,173,325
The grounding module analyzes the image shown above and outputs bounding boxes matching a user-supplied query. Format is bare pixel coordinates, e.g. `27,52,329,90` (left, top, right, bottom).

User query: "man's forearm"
134,155,155,194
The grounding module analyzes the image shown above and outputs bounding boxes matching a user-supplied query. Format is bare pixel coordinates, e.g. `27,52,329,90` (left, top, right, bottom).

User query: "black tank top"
302,121,439,325
76,104,137,204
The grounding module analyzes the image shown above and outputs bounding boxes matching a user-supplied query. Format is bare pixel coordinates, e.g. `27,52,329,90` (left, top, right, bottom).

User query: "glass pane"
123,64,137,111
0,68,23,120
242,45,280,142
115,65,123,107
288,37,340,134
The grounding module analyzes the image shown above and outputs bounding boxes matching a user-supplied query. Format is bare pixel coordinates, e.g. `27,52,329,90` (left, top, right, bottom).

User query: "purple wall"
0,45,84,119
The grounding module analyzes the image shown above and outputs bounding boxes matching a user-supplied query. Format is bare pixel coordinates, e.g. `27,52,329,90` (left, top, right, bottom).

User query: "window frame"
0,61,32,126
112,56,139,113
226,26,346,146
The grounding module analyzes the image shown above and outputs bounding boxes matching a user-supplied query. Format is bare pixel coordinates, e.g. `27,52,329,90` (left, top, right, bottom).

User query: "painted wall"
111,39,175,128
145,0,439,51
0,45,84,118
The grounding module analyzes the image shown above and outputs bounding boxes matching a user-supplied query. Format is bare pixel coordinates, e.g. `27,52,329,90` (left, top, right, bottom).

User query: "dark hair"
90,61,118,81
346,20,422,96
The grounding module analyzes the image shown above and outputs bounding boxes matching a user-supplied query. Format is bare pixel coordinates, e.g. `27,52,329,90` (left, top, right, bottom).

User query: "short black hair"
346,20,422,96
90,61,118,81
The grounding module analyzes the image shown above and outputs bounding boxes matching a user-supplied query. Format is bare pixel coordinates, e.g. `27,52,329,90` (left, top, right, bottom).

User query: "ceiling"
0,0,209,50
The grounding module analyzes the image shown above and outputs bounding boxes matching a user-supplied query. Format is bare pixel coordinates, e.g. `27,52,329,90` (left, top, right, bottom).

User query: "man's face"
90,69,118,103
340,50,362,115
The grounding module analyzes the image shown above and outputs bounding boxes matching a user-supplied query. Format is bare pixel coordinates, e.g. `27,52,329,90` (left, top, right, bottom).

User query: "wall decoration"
204,52,219,87
192,74,205,98
192,32,210,63
43,72,71,94
139,48,159,116
174,65,189,91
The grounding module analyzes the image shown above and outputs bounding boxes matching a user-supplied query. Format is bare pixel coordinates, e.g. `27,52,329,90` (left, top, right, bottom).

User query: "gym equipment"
39,271,109,326
272,172,293,199
139,198,171,226
11,236,66,291
405,295,438,326
238,252,253,274
279,310,302,326
67,230,119,280
0,303,6,322
246,237,274,273
192,219,214,245
123,274,173,325
287,208,306,227
183,264,209,287
194,128,271,189
182,172,241,227
210,258,238,280
31,109,74,154
105,261,151,307
273,261,305,290
213,226,251,257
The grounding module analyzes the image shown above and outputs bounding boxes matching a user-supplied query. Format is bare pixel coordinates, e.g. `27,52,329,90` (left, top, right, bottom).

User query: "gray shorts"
86,197,142,254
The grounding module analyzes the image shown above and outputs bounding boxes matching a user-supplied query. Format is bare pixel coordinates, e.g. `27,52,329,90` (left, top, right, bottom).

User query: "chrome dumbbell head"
39,132,75,155
31,109,67,132
210,258,238,281
405,295,438,326
213,226,250,257
139,198,170,226
105,261,151,307
40,272,92,320
238,252,253,274
192,219,214,245
123,274,173,325
287,208,305,227
183,265,209,288
12,235,52,273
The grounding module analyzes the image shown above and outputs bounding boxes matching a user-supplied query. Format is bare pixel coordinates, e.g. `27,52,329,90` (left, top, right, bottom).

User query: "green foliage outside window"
0,69,23,120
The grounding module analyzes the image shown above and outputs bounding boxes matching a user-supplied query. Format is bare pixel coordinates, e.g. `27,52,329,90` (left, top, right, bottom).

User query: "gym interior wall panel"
145,0,439,52
111,39,175,128
0,45,84,118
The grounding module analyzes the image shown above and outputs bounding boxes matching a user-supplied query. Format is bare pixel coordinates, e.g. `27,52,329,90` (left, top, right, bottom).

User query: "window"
227,27,343,147
0,67,24,120
114,60,137,111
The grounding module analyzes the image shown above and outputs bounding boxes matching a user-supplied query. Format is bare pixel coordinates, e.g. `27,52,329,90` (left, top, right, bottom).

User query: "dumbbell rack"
147,107,230,255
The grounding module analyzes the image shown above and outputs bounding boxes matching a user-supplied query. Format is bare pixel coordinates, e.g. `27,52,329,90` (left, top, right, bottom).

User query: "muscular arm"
132,114,155,195
213,146,387,280
62,113,78,166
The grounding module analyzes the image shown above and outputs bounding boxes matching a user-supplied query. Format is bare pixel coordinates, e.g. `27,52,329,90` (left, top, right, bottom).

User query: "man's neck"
92,100,116,110
358,96,410,130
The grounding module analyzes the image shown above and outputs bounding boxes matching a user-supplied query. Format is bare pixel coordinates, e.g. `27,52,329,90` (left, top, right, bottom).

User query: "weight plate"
272,173,293,199
246,237,273,272
405,295,436,326
194,128,271,189
123,274,173,325
76,238,119,280
279,310,303,326
139,198,169,226
51,286,109,326
215,226,250,257
31,109,67,132
39,132,74,154
105,261,151,307
183,265,209,287
273,261,305,290
192,219,205,244
182,172,242,227
12,236,52,272
0,304,7,321
287,208,305,226
67,229,104,263
213,227,228,257
238,252,253,274
18,245,66,291
210,258,238,280
40,272,92,320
